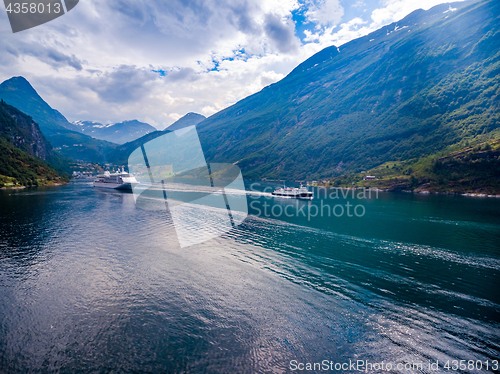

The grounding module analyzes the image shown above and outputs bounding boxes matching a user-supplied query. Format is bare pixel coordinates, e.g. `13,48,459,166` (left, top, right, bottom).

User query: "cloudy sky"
0,0,461,129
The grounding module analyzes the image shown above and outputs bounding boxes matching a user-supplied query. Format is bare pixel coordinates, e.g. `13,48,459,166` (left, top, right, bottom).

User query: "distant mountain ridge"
0,77,77,133
0,77,117,163
165,113,205,131
194,0,500,180
72,119,157,144
106,112,205,166
0,76,207,165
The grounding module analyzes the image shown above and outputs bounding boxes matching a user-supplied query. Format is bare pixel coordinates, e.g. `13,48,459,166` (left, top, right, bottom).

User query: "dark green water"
0,180,499,373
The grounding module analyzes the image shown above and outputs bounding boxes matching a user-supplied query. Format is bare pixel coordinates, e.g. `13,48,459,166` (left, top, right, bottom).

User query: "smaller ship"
93,170,139,190
272,183,313,200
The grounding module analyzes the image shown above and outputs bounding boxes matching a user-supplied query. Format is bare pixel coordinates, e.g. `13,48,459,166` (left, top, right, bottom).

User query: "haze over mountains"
0,77,118,163
0,84,204,186
104,113,207,166
165,113,206,131
0,76,204,163
72,120,157,145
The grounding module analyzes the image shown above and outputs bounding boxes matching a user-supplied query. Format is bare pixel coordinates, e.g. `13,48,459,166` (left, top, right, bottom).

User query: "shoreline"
258,181,500,198
0,181,69,190
317,186,500,198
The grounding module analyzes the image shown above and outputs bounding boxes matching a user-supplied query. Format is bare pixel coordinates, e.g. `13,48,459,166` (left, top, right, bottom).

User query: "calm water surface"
0,180,499,373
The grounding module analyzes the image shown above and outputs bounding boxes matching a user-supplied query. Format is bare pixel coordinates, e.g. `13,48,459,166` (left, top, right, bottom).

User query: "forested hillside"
0,101,68,187
195,0,499,180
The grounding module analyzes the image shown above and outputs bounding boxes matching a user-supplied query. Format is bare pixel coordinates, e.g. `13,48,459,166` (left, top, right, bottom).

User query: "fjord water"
0,181,499,373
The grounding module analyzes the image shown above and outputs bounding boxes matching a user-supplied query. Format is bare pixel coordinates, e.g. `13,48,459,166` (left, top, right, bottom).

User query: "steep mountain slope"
0,101,69,187
0,77,77,133
0,77,117,162
0,99,53,161
166,112,205,131
0,99,69,170
196,0,500,180
106,131,165,167
0,138,67,188
330,139,500,194
73,119,156,144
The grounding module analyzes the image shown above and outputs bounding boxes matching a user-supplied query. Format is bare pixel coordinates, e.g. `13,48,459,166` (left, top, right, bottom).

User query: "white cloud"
304,17,370,48
370,0,464,29
168,113,182,121
352,1,366,9
263,13,300,53
303,0,466,55
305,0,344,28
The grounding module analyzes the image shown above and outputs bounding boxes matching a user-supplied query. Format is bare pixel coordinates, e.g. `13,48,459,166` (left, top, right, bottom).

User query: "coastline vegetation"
0,132,69,189
326,139,500,194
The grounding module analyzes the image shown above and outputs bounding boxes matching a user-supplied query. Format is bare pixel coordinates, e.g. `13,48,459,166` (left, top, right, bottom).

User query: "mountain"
106,131,166,167
194,0,500,180
330,139,500,194
0,137,67,188
0,77,117,163
0,99,53,161
106,112,206,166
0,77,78,133
0,100,69,187
73,119,157,144
165,112,205,131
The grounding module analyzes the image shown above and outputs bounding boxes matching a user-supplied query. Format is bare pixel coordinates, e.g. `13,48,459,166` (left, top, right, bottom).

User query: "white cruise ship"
272,184,313,199
93,170,139,190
